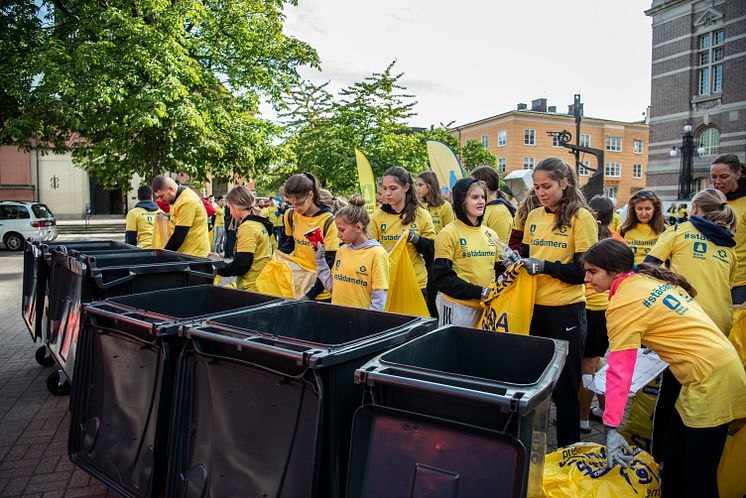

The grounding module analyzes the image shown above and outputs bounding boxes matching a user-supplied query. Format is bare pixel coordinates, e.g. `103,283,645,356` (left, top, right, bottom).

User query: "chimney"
548,106,557,113
531,98,547,112
517,103,528,111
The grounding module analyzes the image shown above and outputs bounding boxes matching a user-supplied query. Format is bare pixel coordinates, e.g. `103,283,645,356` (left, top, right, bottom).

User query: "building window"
698,29,724,95
605,162,621,177
524,129,536,146
579,160,591,176
698,127,720,155
604,186,618,199
523,157,535,170
634,139,643,154
498,130,507,147
552,134,560,147
481,134,489,148
633,164,643,179
498,157,506,173
580,134,591,148
606,136,622,152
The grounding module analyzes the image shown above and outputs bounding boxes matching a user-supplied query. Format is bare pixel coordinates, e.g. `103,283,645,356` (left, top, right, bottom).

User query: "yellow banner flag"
426,140,464,193
355,149,377,215
385,231,430,317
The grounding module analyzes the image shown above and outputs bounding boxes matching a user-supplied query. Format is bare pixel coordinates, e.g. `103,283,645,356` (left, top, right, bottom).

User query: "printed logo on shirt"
714,249,730,264
335,259,341,269
357,265,368,276
459,238,468,246
381,223,387,233
554,226,569,237
529,224,536,235
693,242,707,254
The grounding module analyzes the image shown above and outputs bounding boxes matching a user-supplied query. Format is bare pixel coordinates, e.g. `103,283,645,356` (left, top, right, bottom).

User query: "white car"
0,201,58,251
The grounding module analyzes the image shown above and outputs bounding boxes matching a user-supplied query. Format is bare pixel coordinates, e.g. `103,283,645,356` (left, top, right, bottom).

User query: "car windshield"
32,204,54,218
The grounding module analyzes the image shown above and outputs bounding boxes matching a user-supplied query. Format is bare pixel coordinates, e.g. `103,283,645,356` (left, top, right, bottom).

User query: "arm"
315,247,333,291
642,255,664,265
412,236,434,266
431,258,484,300
603,348,638,427
370,289,388,311
164,225,189,252
305,249,336,299
125,231,138,246
541,253,586,285
217,252,254,277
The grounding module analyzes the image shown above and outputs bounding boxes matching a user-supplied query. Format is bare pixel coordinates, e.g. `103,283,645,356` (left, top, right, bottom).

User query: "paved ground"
0,232,606,497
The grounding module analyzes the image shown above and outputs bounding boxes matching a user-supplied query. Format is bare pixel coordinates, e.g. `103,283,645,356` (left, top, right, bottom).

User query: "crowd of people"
122,154,746,497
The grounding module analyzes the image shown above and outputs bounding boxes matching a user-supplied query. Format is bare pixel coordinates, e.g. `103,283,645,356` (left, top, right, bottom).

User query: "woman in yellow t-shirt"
314,195,389,310
416,171,454,234
471,166,514,244
520,157,598,448
216,187,273,291
371,167,436,308
432,178,499,327
711,153,746,304
620,190,667,264
583,238,746,497
279,172,341,302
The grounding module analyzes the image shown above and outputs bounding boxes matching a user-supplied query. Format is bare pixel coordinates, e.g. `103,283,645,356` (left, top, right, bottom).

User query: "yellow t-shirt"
728,195,746,287
284,208,340,301
423,201,454,234
522,207,598,306
435,220,498,309
648,221,737,334
214,206,225,227
606,273,746,428
623,223,665,265
331,243,390,309
267,207,284,228
482,201,513,244
370,206,436,289
125,207,157,249
235,219,272,291
585,284,609,311
609,212,622,232
170,187,210,258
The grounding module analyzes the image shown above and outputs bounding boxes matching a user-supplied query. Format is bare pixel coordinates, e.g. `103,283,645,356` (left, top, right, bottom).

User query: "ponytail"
534,157,587,230
337,195,370,230
588,195,614,240
383,166,420,225
635,263,697,298
692,188,737,231
515,188,541,227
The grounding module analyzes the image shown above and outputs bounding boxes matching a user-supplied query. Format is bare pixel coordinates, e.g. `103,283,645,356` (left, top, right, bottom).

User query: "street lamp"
669,123,706,199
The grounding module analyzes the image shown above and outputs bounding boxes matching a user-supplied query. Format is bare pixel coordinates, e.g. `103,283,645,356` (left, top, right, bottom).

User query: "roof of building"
449,109,648,132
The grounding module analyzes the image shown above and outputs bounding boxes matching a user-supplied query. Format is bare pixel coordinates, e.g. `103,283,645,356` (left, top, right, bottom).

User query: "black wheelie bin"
22,239,136,366
166,301,436,498
44,248,223,395
349,326,568,498
68,285,283,498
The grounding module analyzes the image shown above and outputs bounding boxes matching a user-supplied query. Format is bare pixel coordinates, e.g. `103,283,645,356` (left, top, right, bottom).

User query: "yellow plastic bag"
255,251,317,299
619,377,661,454
541,443,660,498
479,260,536,334
718,426,746,498
728,307,746,369
152,212,172,249
384,232,429,317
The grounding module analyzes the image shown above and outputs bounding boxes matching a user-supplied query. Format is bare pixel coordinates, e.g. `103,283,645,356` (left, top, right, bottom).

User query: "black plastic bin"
22,239,136,343
166,302,436,498
69,286,283,498
45,249,223,390
350,326,568,498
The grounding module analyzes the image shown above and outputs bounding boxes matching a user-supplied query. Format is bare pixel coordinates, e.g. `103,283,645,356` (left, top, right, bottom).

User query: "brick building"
645,0,746,199
450,100,649,207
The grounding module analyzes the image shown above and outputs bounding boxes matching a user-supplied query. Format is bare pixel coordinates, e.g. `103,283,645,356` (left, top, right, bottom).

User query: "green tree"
461,139,497,172
2,0,318,187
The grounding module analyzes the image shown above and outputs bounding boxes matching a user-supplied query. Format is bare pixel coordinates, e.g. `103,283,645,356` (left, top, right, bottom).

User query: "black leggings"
661,408,728,498
530,302,587,447
652,368,681,462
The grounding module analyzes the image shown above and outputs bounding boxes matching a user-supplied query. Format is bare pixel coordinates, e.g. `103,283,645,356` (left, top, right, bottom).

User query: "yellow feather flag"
426,140,464,193
355,149,377,215
385,231,430,317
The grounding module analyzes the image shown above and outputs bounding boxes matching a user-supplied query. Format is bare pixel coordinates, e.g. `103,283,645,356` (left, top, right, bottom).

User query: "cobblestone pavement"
0,233,606,497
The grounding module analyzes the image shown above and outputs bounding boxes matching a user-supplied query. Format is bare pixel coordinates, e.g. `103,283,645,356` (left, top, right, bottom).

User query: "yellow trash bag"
541,443,660,498
728,306,746,369
384,232,429,317
152,212,172,249
619,377,661,454
718,425,746,498
255,251,317,299
479,260,536,334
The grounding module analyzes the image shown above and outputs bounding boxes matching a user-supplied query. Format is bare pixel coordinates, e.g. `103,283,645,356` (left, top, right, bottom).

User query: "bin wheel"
35,347,55,367
46,371,71,396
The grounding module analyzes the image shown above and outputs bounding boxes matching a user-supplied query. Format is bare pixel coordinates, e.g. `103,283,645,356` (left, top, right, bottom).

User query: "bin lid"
347,405,526,498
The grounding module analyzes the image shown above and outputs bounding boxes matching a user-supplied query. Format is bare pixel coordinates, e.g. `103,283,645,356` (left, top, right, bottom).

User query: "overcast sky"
262,0,653,127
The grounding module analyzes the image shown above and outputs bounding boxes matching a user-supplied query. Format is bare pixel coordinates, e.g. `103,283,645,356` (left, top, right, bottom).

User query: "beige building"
450,100,649,207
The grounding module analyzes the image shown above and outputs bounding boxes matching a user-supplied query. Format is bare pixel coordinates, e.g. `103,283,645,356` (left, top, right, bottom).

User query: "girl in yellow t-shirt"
471,166,515,244
416,171,454,234
583,238,746,497
520,157,598,448
371,167,436,308
432,178,498,327
620,190,667,264
314,195,389,310
216,187,273,291
280,172,341,302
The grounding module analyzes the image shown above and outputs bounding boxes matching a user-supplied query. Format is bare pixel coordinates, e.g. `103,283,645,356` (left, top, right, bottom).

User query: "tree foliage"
1,0,318,187
461,139,497,172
